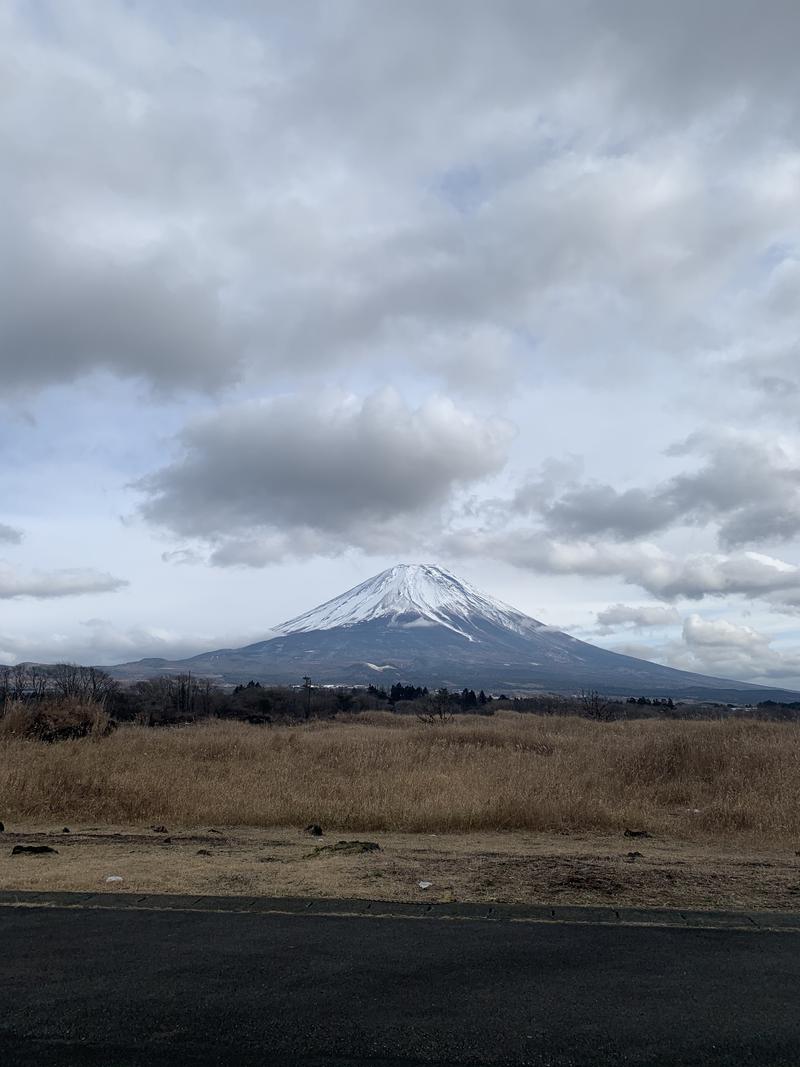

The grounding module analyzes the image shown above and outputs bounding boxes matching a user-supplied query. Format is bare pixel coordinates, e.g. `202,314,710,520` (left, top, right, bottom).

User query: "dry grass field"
2,710,800,841
2,710,800,909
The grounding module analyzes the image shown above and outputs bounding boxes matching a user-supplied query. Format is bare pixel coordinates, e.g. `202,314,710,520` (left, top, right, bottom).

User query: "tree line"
1,662,781,732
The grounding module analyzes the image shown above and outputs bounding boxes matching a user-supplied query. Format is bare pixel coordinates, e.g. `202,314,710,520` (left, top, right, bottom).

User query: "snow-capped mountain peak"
272,563,544,639
109,562,800,702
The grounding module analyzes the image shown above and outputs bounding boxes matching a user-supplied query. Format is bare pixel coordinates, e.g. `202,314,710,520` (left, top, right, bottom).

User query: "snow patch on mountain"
272,563,545,640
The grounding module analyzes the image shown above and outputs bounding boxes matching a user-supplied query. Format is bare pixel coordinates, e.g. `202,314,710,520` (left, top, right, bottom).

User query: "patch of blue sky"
436,165,486,216
14,0,59,41
767,627,800,648
0,374,199,516
600,137,634,159
725,240,799,295
758,241,797,273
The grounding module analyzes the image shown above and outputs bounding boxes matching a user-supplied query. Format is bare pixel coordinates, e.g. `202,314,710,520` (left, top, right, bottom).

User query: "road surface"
1,893,800,1065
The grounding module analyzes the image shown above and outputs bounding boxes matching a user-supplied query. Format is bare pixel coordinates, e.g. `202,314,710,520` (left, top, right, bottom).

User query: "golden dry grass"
2,711,800,846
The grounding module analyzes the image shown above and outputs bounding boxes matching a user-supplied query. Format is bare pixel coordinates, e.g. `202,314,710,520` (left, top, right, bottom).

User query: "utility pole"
302,676,312,720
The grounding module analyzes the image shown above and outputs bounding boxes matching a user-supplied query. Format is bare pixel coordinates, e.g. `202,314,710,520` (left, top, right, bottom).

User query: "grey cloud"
208,519,430,568
510,457,584,515
754,375,800,400
667,436,800,549
160,548,205,566
596,603,680,633
650,553,800,603
140,389,512,562
445,529,800,605
718,503,800,550
257,149,770,390
4,2,800,396
0,564,128,600
0,225,235,392
208,530,337,568
276,2,800,157
512,436,800,549
246,3,800,385
544,485,677,540
0,524,23,544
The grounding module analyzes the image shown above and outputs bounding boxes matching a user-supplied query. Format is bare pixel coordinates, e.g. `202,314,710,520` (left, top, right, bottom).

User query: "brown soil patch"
1,824,799,912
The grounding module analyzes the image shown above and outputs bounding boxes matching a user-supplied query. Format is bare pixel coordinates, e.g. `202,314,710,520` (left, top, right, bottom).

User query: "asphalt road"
2,899,800,1066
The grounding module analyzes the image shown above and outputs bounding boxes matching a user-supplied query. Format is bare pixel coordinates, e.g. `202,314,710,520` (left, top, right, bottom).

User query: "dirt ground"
2,823,800,911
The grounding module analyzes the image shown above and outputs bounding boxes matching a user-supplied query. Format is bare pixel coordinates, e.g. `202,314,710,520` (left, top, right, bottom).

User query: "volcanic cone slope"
109,564,800,701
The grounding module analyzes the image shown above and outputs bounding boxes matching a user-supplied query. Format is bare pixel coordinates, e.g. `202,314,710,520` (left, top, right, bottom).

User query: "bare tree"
196,677,215,718
29,667,49,701
85,666,118,706
129,673,218,724
1,665,53,709
11,664,29,701
50,664,117,706
580,689,614,722
50,663,82,700
172,673,196,719
417,687,455,725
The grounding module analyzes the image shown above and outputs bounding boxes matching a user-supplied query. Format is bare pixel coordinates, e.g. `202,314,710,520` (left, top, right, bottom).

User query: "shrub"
0,700,113,742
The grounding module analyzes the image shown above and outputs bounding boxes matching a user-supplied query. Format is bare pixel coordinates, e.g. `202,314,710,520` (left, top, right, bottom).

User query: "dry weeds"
2,711,800,845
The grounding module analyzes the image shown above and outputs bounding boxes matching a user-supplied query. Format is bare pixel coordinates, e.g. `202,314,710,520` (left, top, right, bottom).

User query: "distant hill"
108,563,800,702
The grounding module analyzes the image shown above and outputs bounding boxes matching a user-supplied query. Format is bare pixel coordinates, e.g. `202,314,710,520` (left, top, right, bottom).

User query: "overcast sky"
3,0,800,687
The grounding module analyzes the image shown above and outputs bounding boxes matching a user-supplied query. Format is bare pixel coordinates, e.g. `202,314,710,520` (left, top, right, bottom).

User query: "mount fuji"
110,563,800,701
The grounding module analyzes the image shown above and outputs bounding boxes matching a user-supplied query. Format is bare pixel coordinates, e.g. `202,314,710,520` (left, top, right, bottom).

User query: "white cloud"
0,563,127,600
682,614,764,650
602,613,800,689
0,617,264,667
